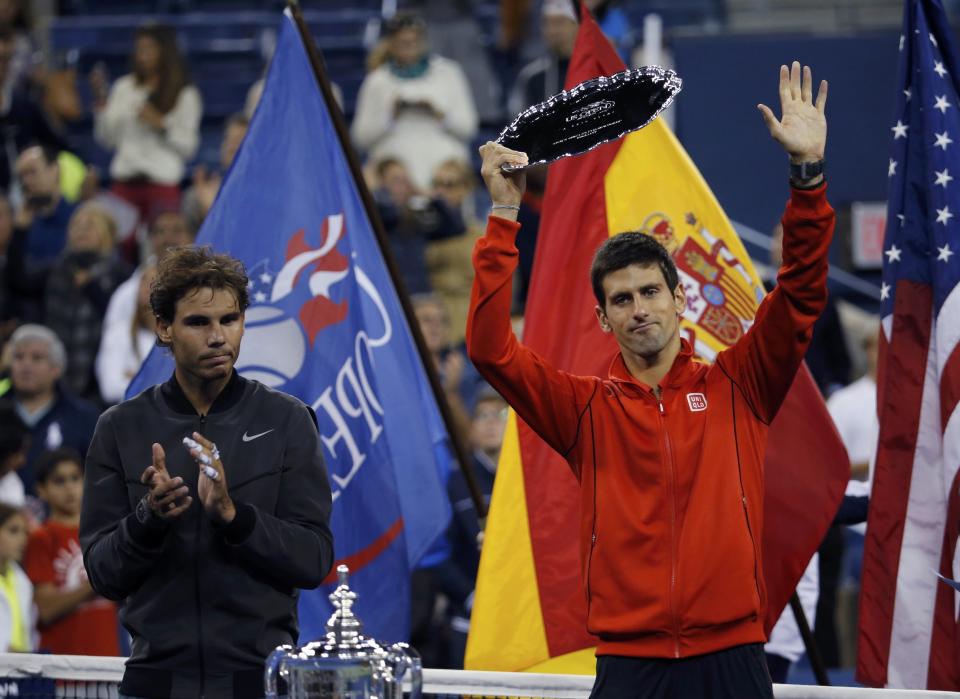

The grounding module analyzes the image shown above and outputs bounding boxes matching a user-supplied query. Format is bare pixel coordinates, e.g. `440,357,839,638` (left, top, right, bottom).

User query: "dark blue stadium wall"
671,31,899,237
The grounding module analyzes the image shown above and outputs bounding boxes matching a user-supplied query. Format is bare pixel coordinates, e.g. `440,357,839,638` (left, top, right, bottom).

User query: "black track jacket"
80,371,334,699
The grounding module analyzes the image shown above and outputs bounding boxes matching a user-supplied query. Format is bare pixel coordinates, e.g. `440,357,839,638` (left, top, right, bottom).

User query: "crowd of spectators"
0,0,877,682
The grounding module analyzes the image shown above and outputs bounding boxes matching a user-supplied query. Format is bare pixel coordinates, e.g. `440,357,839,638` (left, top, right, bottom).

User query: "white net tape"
0,654,955,699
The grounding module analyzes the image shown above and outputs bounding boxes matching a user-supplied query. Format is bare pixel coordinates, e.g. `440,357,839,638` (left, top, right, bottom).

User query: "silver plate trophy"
496,66,682,172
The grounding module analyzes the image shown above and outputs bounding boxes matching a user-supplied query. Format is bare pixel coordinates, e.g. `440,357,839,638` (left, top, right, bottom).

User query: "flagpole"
286,1,488,519
789,592,830,686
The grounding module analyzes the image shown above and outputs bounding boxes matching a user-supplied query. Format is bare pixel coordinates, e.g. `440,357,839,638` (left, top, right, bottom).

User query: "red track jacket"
466,184,835,659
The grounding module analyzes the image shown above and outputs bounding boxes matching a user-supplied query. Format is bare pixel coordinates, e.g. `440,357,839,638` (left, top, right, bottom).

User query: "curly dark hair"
150,246,249,328
590,232,679,309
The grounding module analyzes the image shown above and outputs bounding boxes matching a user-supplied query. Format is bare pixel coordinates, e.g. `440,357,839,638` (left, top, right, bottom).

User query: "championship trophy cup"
496,65,682,171
265,566,422,699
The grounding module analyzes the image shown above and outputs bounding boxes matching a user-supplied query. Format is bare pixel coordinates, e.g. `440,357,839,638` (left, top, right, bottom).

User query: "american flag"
857,0,960,689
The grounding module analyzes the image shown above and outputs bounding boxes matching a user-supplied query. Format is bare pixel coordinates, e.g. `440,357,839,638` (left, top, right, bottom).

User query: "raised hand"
757,61,828,163
478,141,528,216
183,432,235,525
140,443,191,519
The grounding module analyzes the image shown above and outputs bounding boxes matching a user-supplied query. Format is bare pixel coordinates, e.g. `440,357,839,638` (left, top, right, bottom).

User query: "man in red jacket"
467,62,832,699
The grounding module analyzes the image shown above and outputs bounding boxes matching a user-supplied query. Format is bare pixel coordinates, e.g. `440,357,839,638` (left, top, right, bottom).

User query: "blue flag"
127,8,452,643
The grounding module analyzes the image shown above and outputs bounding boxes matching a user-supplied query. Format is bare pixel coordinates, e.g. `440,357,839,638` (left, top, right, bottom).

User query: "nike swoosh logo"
242,429,275,442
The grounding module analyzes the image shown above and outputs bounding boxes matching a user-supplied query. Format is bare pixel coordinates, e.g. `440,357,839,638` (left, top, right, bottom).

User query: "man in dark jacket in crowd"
80,247,334,699
2,323,99,494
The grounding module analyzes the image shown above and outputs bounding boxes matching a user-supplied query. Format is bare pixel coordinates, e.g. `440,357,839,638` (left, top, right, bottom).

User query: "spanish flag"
465,3,849,674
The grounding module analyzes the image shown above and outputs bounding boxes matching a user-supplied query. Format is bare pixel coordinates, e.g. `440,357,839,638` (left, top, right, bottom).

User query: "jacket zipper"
196,415,207,698
730,386,763,612
585,407,598,612
658,399,681,658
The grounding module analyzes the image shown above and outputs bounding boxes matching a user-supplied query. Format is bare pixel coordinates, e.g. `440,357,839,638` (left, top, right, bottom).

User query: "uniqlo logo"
686,393,707,412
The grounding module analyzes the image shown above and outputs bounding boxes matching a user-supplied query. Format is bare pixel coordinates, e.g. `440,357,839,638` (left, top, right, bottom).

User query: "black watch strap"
135,495,160,526
790,159,825,184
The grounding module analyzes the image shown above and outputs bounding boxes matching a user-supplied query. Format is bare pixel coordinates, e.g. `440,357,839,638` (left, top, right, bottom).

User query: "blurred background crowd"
0,0,924,685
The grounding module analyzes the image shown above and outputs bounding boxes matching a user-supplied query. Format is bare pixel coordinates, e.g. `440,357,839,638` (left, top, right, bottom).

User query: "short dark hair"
590,232,679,308
375,156,404,179
0,503,22,528
21,142,60,167
383,11,426,37
35,447,83,485
0,405,28,465
150,246,249,325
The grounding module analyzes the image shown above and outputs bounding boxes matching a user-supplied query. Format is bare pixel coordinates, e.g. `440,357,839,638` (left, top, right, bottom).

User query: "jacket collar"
607,338,698,394
160,370,246,416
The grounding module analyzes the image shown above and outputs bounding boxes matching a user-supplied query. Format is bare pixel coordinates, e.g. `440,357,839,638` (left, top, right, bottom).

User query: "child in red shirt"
24,449,120,655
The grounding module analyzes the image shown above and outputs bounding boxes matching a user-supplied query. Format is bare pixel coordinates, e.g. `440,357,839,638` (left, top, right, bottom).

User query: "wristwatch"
790,158,825,186
135,495,160,526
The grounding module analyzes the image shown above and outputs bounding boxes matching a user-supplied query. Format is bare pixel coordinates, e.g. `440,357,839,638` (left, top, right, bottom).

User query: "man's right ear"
594,305,611,333
155,318,172,346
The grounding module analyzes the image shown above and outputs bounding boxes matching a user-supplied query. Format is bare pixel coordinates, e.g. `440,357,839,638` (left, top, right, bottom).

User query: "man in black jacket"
80,247,334,699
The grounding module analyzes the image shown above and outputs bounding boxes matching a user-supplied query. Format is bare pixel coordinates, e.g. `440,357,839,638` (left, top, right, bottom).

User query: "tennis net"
0,654,957,699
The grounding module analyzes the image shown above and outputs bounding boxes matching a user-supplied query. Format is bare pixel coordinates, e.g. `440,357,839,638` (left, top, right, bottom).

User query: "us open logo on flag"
686,393,707,412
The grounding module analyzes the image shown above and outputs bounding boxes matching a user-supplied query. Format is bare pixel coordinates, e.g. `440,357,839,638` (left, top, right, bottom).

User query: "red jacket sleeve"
466,216,596,469
716,183,835,423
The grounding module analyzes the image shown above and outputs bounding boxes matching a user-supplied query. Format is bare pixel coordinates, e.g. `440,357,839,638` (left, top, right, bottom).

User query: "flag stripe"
718,276,759,314
887,310,946,687
929,464,960,688
320,517,404,585
940,342,960,433
860,282,933,686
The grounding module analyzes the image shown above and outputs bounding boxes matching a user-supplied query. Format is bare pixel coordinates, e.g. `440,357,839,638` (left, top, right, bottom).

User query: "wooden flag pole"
285,1,488,519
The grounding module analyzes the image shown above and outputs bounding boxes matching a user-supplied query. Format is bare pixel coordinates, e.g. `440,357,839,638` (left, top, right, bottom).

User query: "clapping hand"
183,432,235,525
140,443,191,519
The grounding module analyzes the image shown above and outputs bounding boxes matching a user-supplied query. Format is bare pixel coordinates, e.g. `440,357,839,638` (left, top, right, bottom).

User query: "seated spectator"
400,0,502,123
90,23,202,247
374,157,463,295
0,193,13,323
3,324,98,494
44,203,132,401
507,0,577,117
182,112,249,233
412,293,485,440
0,0,33,91
0,503,32,652
437,389,506,668
0,31,68,194
24,448,119,656
352,12,477,190
427,159,482,344
0,405,27,507
6,144,76,322
96,264,156,405
96,210,193,404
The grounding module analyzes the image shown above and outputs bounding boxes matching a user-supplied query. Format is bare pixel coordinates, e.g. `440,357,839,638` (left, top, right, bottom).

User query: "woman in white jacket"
90,24,202,254
0,503,34,652
351,13,477,191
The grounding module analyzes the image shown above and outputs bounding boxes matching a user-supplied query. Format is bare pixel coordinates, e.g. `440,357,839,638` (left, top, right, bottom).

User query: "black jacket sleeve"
79,411,170,601
214,403,334,589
